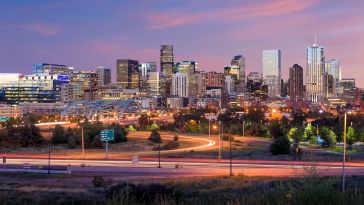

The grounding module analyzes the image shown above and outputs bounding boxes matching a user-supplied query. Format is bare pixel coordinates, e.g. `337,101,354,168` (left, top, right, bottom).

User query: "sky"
0,0,363,85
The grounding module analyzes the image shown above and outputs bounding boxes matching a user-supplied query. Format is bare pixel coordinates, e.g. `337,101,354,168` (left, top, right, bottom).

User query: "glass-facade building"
160,45,174,76
175,61,198,97
263,50,281,97
116,59,139,89
306,43,325,102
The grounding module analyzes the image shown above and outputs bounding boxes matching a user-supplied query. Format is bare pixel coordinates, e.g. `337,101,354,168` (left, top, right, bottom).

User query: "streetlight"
229,125,232,176
48,126,51,175
158,141,161,168
218,121,222,159
342,111,352,193
81,123,85,156
208,118,211,138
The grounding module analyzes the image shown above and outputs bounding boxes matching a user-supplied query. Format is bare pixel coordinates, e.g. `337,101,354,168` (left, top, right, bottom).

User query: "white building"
263,50,281,97
172,73,189,97
224,75,234,94
306,40,325,102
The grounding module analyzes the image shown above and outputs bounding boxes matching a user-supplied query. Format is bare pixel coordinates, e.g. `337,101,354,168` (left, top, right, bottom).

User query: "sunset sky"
0,0,363,85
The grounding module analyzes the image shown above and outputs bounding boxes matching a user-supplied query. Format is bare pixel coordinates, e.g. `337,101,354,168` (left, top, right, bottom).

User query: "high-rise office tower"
289,64,304,101
325,59,341,88
172,73,188,98
96,66,111,86
306,40,325,102
139,62,157,78
175,61,198,97
160,45,174,76
263,50,281,97
231,55,246,93
195,71,207,95
224,75,234,94
116,59,139,89
160,45,174,96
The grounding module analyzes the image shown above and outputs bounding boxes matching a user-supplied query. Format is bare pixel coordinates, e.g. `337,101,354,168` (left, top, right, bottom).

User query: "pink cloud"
147,0,319,29
18,22,62,36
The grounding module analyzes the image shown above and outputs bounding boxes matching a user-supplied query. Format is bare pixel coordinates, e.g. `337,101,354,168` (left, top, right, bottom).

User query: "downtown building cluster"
0,41,362,119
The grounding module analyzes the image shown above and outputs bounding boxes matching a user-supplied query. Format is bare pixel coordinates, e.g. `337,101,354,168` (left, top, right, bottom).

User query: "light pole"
242,116,245,137
158,141,161,168
81,124,85,156
229,125,232,176
219,121,222,159
48,127,51,175
342,112,347,193
208,118,211,138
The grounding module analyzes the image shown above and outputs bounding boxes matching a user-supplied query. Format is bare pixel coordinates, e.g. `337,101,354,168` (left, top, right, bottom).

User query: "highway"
2,157,364,178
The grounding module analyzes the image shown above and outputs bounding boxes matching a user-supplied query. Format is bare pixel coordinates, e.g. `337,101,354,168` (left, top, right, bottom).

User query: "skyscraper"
116,59,139,89
139,62,157,78
231,55,246,93
325,59,341,88
96,66,111,86
263,50,281,97
175,61,198,97
172,73,188,97
306,40,325,102
289,64,304,101
160,45,174,76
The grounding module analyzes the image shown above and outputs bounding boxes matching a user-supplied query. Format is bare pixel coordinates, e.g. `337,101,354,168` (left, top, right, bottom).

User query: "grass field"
1,171,364,205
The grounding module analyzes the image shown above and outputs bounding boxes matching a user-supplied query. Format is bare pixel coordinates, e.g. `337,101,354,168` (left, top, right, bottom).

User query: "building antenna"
314,35,317,46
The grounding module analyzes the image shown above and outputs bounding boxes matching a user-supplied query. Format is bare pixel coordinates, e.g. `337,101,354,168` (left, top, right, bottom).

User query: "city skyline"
0,0,363,86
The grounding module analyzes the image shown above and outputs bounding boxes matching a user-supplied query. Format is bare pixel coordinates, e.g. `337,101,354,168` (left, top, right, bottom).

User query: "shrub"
51,125,67,144
67,136,76,149
319,127,337,147
162,141,180,150
106,183,183,205
270,136,290,155
174,134,179,141
269,122,284,139
109,123,128,143
148,129,162,143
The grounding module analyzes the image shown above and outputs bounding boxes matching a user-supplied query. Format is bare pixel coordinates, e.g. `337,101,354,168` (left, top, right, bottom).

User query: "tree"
150,123,159,131
304,123,316,141
52,125,67,144
269,121,284,139
319,127,337,147
270,136,290,155
148,129,162,143
347,126,356,147
67,135,76,149
138,113,151,128
184,120,200,133
246,123,268,137
291,109,306,126
127,125,136,132
287,127,305,144
110,123,128,143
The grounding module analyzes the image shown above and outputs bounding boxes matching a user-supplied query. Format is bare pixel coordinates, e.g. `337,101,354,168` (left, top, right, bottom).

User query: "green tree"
269,121,284,139
150,123,159,131
270,136,290,155
110,123,128,143
184,120,200,133
67,135,76,149
346,126,356,147
304,123,316,141
319,127,337,147
138,113,150,128
288,127,305,144
52,125,67,144
127,125,136,132
148,129,162,143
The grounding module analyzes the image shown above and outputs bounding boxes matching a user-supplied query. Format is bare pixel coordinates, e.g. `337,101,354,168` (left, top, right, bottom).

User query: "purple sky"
0,0,363,86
